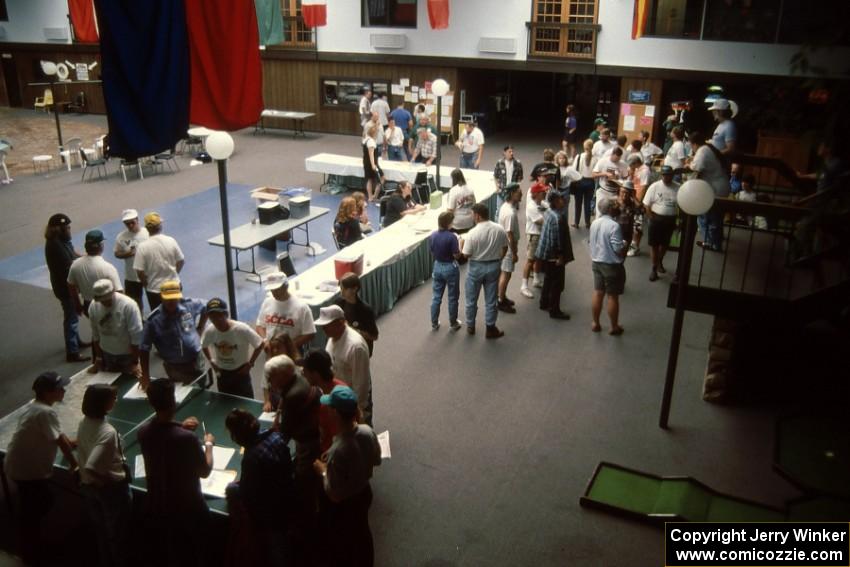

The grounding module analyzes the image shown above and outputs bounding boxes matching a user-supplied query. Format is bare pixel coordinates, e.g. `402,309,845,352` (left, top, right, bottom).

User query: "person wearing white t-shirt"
255,271,316,360
88,278,143,374
639,131,663,165
370,94,390,127
384,115,405,161
113,209,149,312
460,203,509,339
592,148,629,215
642,166,680,281
592,128,615,159
133,212,184,311
5,371,78,566
358,89,372,127
497,185,522,313
446,168,476,233
458,121,485,169
571,139,598,228
521,183,550,298
626,154,652,257
67,230,124,316
687,131,729,252
707,98,737,155
664,126,687,172
202,298,264,399
602,135,627,160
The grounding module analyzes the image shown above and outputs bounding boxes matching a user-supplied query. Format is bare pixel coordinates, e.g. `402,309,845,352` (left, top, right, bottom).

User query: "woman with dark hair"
76,384,131,567
447,168,475,234
571,139,598,228
334,197,364,248
362,124,382,202
428,211,462,331
44,213,88,362
562,104,578,159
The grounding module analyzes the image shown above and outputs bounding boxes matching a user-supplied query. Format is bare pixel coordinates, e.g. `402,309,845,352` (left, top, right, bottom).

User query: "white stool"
32,155,53,174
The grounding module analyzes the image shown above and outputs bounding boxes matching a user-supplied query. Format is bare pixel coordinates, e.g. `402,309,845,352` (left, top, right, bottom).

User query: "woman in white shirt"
664,126,687,173
446,169,476,234
77,384,131,567
362,125,381,202
571,139,598,228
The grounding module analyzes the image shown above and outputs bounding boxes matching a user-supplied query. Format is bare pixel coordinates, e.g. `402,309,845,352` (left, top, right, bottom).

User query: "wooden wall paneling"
11,46,105,113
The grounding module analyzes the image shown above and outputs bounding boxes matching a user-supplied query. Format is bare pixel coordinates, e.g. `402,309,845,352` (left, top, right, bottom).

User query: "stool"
33,155,54,174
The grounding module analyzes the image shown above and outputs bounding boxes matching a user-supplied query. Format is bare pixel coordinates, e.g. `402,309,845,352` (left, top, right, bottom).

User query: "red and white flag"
302,1,327,28
427,0,449,29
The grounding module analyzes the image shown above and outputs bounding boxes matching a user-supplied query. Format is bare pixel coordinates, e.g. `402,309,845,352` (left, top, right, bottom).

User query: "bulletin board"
426,90,454,135
617,103,656,142
392,80,453,134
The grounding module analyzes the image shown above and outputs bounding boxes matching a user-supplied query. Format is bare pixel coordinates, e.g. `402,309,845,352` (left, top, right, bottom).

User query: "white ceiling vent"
478,37,516,54
43,27,69,41
370,33,406,50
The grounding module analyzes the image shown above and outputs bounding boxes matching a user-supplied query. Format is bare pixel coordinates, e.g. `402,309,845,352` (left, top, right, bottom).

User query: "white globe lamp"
431,78,450,97
677,179,715,215
206,131,235,160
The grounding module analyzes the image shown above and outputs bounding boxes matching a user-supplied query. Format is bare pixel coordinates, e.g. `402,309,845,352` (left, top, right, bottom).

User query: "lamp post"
40,61,65,162
659,179,715,429
431,78,450,190
206,131,238,319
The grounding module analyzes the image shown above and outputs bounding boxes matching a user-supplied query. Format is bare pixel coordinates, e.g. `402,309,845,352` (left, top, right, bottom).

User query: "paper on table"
123,382,192,402
391,84,404,96
212,446,235,470
200,469,237,499
134,454,146,479
378,430,391,459
623,115,636,132
174,384,192,404
86,371,121,385
645,105,655,117
258,411,277,423
400,78,410,87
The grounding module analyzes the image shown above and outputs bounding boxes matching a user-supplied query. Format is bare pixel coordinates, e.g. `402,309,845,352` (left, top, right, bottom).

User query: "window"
322,78,389,109
530,0,599,59
361,0,417,28
280,0,314,46
645,0,703,39
703,0,780,42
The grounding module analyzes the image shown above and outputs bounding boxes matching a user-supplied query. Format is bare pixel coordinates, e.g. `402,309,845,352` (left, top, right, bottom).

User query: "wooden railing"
525,21,600,60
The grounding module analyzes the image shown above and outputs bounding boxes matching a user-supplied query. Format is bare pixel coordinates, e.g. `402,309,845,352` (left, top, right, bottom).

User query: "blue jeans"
698,206,724,250
460,152,478,169
387,145,404,161
60,295,81,354
465,260,500,328
572,178,595,225
431,261,460,326
81,482,132,567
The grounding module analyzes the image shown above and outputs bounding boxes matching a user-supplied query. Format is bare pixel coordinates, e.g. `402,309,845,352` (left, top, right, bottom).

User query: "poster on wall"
75,63,90,81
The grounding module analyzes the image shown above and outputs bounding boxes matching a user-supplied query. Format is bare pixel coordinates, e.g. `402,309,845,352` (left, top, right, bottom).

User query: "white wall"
316,0,531,61
596,0,850,78
0,0,71,44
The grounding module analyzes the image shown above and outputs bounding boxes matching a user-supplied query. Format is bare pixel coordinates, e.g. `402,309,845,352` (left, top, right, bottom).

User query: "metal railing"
525,21,600,60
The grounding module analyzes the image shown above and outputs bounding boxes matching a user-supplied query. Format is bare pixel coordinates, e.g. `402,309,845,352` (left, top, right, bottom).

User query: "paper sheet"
623,115,636,132
400,78,410,87
86,370,121,385
378,430,391,459
621,103,632,115
645,105,655,117
639,116,653,126
174,385,192,404
258,411,277,423
391,84,404,96
411,85,418,92
134,455,146,478
404,92,414,103
200,469,237,499
442,105,451,116
444,95,454,105
123,382,192,403
212,446,235,470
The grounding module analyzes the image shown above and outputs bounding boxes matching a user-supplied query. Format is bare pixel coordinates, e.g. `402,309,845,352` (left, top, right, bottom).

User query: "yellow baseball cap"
144,212,163,227
159,280,182,300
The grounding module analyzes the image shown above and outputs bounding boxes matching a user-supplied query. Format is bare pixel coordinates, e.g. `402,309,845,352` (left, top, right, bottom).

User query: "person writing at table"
334,197,364,249
381,181,426,228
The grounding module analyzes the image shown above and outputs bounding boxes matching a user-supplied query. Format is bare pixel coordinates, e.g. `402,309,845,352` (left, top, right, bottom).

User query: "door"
1,54,22,107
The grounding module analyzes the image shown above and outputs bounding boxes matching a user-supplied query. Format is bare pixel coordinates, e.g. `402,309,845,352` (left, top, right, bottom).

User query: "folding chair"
80,148,108,182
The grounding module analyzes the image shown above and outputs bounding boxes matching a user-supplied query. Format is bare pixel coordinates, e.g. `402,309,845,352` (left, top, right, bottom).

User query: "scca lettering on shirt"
264,313,295,328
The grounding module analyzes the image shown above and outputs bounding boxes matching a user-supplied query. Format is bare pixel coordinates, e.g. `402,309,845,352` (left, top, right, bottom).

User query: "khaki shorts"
526,234,541,260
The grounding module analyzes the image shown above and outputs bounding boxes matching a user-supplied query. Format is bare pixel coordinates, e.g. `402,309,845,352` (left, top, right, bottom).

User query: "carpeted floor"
0,108,802,566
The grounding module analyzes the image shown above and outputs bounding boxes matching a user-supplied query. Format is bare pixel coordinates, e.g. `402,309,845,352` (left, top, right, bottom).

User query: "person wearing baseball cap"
589,117,606,143
642,165,680,281
67,229,124,323
201,298,264,398
114,209,149,312
312,384,381,567
708,98,737,155
44,213,90,362
520,181,550,299
316,305,373,426
4,370,79,565
255,271,316,368
139,281,208,388
535,189,574,320
88,278,144,373
133,211,184,311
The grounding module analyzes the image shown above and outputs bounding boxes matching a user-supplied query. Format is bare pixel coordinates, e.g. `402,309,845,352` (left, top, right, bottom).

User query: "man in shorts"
497,184,521,313
589,198,627,335
643,165,680,281
520,181,549,298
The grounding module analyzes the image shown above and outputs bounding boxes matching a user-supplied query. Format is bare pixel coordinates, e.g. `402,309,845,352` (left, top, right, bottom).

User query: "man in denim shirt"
139,280,207,388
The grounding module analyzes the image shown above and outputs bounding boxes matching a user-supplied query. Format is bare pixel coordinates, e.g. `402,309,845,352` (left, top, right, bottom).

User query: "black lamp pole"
47,74,65,161
216,159,238,319
435,94,442,190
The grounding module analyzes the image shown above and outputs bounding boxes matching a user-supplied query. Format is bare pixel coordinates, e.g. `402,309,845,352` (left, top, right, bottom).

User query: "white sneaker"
520,287,534,298
627,245,639,257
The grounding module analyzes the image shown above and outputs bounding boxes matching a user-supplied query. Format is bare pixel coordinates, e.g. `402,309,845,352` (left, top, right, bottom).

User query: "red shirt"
319,378,347,453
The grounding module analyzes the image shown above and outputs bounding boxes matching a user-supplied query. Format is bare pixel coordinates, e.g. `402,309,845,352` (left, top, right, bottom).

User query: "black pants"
146,290,162,312
540,260,565,314
143,510,209,567
328,485,374,567
217,367,254,398
16,479,54,565
125,279,145,313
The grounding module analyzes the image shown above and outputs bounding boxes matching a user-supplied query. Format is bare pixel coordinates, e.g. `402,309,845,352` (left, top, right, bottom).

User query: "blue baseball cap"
320,385,358,413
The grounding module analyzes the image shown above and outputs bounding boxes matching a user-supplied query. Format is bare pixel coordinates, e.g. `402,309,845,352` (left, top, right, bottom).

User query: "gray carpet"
0,110,799,566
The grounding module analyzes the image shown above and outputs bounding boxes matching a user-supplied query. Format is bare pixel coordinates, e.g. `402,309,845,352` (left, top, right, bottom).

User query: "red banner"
68,0,98,43
427,0,449,30
302,2,327,28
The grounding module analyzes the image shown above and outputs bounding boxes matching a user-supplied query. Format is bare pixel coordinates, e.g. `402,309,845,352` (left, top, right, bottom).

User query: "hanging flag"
302,1,327,28
632,0,650,39
427,0,449,30
93,0,189,159
68,0,98,43
254,0,284,45
185,0,264,131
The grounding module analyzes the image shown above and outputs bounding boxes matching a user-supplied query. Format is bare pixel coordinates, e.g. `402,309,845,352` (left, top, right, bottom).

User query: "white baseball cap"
121,209,139,222
92,278,115,300
314,305,345,326
707,98,730,111
264,272,289,292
